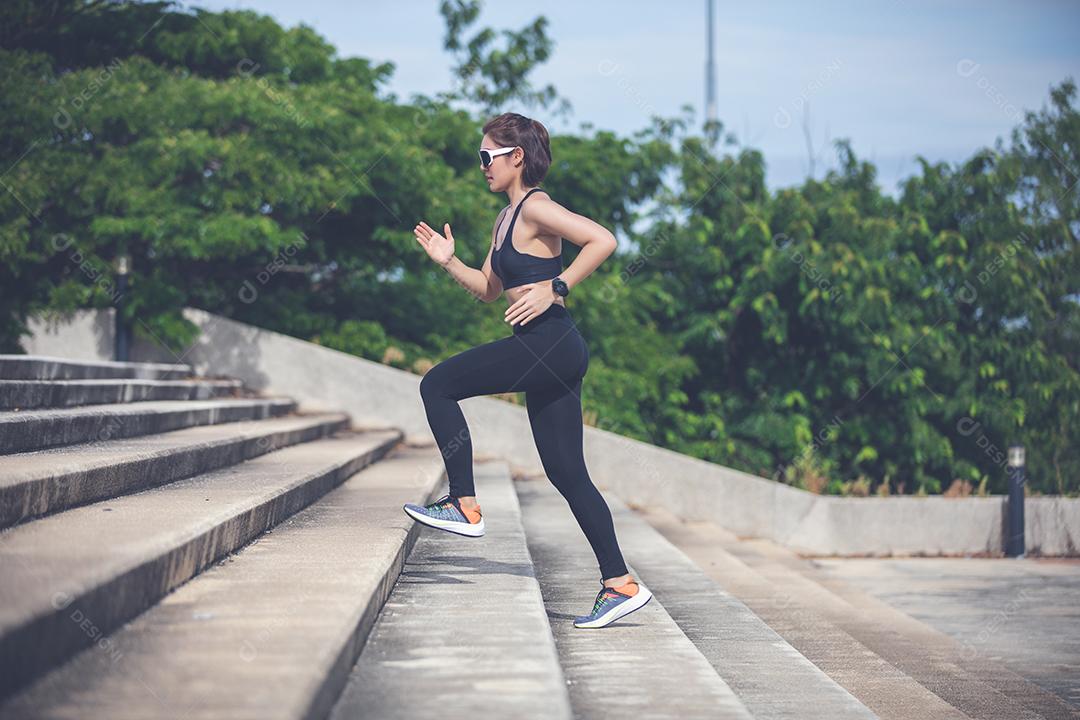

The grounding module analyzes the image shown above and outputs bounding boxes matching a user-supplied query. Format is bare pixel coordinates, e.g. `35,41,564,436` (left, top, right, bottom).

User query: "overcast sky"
190,0,1080,197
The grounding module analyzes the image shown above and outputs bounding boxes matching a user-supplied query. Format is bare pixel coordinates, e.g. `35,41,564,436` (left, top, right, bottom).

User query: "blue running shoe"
573,579,652,628
402,493,485,537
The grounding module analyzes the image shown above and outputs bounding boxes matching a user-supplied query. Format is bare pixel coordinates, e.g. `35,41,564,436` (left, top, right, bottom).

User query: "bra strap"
510,187,542,225
497,187,544,251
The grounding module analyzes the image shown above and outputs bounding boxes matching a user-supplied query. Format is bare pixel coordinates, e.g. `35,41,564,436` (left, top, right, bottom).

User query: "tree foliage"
1,1,1076,495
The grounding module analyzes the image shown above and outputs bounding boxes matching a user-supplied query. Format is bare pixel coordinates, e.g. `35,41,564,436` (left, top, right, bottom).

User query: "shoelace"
424,494,454,511
589,587,622,615
423,494,480,523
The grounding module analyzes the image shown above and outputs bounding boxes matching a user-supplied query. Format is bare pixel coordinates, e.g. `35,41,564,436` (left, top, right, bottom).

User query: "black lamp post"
1005,444,1025,558
114,254,130,362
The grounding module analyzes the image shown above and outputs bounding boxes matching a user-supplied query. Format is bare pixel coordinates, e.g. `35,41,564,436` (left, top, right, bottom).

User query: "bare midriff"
504,282,565,308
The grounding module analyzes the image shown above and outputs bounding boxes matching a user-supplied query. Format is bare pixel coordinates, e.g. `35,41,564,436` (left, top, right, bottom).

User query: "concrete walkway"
813,556,1080,714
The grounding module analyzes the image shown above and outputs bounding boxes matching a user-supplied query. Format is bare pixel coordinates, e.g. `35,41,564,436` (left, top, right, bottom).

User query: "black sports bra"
492,187,562,290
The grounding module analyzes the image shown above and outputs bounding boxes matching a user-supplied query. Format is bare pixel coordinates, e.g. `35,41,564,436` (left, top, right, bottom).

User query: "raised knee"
419,367,440,399
419,367,444,401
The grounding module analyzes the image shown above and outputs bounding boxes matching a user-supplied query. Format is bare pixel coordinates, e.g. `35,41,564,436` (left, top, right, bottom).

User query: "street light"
114,254,130,362
1008,445,1025,468
1005,444,1025,558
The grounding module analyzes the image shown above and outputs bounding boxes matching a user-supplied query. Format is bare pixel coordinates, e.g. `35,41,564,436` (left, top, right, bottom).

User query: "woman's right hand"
414,221,456,267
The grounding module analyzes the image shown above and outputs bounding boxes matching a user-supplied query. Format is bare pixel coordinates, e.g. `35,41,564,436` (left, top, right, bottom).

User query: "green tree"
1,0,1075,496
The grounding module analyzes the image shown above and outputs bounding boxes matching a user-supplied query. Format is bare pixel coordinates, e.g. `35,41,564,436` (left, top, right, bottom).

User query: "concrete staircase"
0,355,1074,719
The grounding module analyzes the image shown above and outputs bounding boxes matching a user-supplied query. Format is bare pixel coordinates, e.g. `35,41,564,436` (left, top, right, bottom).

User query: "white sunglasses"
478,145,517,167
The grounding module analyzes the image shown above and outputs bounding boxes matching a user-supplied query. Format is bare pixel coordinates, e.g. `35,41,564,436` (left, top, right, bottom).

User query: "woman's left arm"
527,197,617,293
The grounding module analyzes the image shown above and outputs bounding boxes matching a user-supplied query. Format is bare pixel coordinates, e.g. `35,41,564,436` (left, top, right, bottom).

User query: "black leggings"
419,303,630,581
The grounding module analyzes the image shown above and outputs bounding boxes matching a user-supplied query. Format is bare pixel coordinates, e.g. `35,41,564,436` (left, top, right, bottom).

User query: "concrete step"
0,441,444,719
0,378,245,410
513,477,753,719
519,479,879,719
0,412,351,529
639,507,968,720
0,355,192,381
0,397,297,454
662,517,1079,720
0,428,402,701
330,460,574,720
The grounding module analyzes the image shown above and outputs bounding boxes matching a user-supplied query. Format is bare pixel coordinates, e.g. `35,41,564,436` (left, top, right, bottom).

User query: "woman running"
403,112,652,628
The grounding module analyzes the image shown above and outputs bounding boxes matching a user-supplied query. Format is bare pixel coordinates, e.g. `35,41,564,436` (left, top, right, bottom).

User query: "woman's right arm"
433,207,506,304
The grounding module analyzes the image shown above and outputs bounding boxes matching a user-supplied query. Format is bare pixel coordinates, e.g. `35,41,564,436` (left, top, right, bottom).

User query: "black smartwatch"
551,276,569,298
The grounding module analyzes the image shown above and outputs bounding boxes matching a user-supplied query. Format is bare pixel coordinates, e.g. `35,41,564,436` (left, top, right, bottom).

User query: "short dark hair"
482,112,552,186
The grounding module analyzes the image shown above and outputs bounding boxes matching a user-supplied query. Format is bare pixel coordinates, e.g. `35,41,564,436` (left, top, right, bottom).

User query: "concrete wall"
19,307,1080,557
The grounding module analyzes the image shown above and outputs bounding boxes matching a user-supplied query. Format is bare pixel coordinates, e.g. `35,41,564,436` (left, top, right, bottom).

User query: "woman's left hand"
504,282,556,326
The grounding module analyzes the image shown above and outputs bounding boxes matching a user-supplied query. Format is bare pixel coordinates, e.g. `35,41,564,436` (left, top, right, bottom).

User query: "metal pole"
1005,444,1025,557
705,0,717,133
